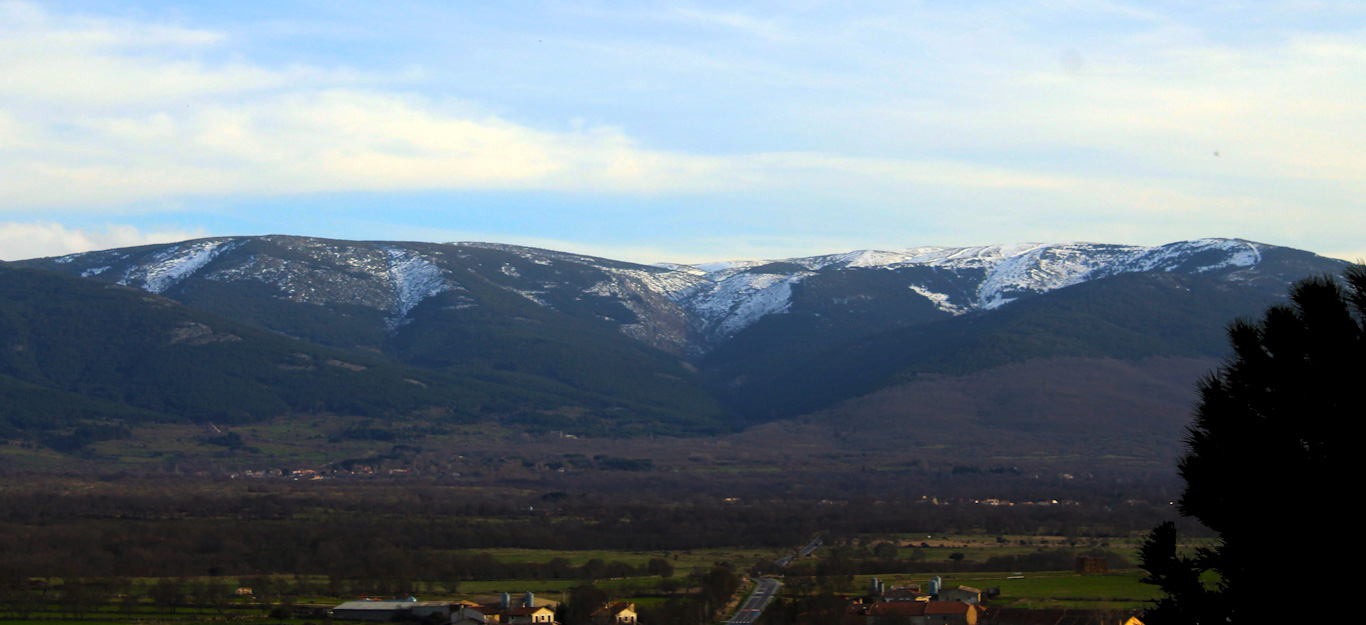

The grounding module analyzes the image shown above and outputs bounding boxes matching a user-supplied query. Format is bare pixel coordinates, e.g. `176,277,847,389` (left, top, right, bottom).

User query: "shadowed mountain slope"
0,262,728,441
12,236,1347,452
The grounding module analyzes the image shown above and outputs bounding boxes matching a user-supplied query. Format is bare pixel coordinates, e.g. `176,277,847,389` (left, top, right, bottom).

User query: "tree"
1136,522,1214,624
558,582,608,625
647,557,675,578
1140,266,1364,623
696,566,742,613
149,578,186,614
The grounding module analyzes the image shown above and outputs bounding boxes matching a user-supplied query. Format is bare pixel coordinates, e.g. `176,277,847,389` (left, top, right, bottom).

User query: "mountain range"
5,236,1347,460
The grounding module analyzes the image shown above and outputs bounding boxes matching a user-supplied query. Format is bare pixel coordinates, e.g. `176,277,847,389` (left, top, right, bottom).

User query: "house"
333,600,418,621
937,586,982,604
924,602,981,624
592,602,638,625
865,601,927,624
882,586,929,602
452,592,558,625
507,606,557,625
452,605,495,625
851,601,981,625
1074,557,1108,574
411,601,461,620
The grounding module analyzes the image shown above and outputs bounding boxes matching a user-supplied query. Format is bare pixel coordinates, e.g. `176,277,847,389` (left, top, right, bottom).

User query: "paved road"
773,535,822,569
726,577,782,625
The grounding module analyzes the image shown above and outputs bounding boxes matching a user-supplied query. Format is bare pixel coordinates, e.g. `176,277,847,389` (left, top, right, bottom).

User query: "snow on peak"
1120,238,1262,274
686,271,811,338
384,247,450,330
1201,240,1262,271
647,238,1271,335
122,239,234,294
973,243,1121,309
691,260,768,274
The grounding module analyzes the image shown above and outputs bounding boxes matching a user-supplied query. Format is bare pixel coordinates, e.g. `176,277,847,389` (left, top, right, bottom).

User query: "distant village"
327,591,628,625
323,569,1145,625
229,468,1090,510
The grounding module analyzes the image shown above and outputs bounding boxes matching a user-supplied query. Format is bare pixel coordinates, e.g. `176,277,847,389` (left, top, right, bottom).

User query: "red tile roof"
868,602,927,617
592,603,633,617
924,602,971,614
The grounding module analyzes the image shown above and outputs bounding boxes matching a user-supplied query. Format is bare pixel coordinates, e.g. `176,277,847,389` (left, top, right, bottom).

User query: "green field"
851,571,1157,610
1,530,1180,624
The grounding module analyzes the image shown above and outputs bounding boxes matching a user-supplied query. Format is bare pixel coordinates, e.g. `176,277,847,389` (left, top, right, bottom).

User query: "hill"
10,236,1348,467
0,261,728,447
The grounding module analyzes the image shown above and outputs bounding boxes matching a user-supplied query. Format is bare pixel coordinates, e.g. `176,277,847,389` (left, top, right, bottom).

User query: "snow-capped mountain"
8,235,1349,442
671,238,1277,333
31,236,1338,358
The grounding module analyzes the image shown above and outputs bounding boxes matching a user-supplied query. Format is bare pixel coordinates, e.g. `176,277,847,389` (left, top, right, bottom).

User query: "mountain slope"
15,236,1347,445
738,356,1216,470
717,270,1331,421
0,262,473,434
0,262,727,441
21,238,729,433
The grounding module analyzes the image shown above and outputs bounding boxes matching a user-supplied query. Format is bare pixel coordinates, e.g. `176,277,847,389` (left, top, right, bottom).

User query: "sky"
0,1,1363,263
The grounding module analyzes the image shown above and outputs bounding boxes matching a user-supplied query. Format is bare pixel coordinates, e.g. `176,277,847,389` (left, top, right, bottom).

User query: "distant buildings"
332,599,425,622
937,586,982,604
591,602,638,625
847,600,983,625
333,591,559,624
852,577,1143,625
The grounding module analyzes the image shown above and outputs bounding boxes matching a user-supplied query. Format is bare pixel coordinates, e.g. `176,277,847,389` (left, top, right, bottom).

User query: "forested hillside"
4,237,1348,464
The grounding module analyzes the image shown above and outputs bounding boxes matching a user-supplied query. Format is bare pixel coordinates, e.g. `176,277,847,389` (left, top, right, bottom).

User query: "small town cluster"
324,575,1146,625
329,592,631,625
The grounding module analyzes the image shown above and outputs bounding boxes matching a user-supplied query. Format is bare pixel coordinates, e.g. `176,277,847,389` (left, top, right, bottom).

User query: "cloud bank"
0,222,207,261
0,2,1362,260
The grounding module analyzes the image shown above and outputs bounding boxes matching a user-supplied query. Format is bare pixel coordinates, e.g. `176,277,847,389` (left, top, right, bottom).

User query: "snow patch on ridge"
689,272,810,338
1121,238,1262,274
653,239,1266,334
384,248,451,330
909,285,964,314
973,243,1130,309
602,267,709,301
121,240,234,294
1208,240,1262,271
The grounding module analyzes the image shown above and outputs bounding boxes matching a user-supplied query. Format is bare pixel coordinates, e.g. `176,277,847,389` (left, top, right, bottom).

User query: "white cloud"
2,84,1083,208
0,1,1364,262
0,3,386,108
0,1,1125,211
0,222,207,261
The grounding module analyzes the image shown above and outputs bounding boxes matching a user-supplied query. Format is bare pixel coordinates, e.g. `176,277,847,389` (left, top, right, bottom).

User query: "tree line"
0,476,1185,581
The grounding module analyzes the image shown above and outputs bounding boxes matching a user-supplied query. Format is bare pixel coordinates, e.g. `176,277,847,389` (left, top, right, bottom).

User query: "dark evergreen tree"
1136,522,1215,623
1141,266,1364,623
559,583,608,625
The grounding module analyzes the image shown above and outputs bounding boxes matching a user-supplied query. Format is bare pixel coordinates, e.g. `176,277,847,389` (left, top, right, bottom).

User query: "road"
798,536,823,557
726,577,782,625
773,535,822,569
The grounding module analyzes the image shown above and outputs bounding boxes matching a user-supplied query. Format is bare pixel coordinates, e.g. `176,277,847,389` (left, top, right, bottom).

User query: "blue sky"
1,1,1363,262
